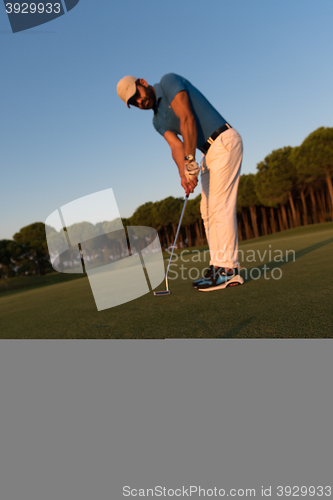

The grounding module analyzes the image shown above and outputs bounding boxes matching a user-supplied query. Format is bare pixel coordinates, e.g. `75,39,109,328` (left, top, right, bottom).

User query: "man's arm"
164,90,199,195
164,130,197,196
170,90,197,158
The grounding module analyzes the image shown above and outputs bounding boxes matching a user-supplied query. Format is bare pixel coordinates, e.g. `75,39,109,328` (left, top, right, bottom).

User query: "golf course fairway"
1,222,332,338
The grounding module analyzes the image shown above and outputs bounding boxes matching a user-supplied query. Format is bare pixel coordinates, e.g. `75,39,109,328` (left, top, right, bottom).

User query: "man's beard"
143,87,156,109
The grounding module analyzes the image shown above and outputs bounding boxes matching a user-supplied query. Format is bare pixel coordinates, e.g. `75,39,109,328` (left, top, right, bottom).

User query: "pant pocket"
219,129,242,153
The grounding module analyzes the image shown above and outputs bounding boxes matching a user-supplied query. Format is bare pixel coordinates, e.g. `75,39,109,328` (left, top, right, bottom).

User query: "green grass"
0,272,86,296
1,222,333,338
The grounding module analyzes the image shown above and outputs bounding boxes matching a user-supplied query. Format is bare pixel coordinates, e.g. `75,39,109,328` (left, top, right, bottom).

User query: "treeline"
128,126,333,245
0,223,52,278
237,127,333,240
1,126,332,278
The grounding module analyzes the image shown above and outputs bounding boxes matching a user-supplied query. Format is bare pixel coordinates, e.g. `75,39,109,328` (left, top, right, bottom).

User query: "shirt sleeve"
159,73,187,105
153,118,166,137
152,74,187,137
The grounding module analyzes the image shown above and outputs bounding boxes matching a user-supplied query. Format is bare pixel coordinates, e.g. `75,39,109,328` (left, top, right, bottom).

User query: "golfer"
117,73,244,291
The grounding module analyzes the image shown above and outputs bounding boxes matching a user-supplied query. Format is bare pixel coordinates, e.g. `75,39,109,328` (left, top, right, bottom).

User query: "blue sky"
1,0,332,239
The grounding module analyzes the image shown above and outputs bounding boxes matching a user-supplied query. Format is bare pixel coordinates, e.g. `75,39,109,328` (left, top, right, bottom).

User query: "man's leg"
200,154,210,246
201,128,243,269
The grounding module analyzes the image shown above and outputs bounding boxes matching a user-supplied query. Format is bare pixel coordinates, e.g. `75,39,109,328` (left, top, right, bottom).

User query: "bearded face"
128,81,156,110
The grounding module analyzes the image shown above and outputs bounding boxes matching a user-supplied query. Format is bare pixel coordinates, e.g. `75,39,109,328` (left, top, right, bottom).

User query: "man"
117,73,244,291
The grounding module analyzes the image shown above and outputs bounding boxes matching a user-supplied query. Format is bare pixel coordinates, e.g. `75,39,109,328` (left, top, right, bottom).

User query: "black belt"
200,123,232,154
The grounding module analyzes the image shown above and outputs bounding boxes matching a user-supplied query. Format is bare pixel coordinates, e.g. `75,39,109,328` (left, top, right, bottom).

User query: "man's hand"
185,161,200,181
183,160,199,195
181,174,197,196
163,131,199,196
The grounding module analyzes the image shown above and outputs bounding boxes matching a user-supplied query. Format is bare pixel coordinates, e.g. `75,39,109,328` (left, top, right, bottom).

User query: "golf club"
154,194,189,296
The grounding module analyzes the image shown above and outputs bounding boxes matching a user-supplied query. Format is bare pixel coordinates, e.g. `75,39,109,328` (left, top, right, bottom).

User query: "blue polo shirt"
153,73,227,150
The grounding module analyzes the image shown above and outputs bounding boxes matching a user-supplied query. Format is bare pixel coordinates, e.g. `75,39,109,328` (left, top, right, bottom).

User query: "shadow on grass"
242,237,333,284
221,316,256,338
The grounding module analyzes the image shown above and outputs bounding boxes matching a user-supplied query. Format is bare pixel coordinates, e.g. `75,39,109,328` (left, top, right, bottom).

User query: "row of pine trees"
130,126,333,248
0,127,332,277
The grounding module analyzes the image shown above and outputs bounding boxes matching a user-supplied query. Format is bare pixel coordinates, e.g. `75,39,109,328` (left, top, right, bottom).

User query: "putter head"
153,290,171,296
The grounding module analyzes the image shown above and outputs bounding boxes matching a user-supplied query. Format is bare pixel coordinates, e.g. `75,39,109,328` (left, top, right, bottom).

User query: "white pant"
200,127,243,268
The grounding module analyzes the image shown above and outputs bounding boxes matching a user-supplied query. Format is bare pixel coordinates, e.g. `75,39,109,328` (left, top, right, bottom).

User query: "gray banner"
0,341,332,500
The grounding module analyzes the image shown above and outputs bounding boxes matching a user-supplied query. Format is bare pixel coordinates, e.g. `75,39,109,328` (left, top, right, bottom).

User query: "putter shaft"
165,195,189,291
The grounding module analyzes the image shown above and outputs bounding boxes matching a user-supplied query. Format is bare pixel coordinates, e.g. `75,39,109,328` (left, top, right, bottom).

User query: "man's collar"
153,83,162,113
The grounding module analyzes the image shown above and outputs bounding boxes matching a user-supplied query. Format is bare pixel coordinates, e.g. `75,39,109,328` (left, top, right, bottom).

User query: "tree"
0,240,22,278
255,147,298,231
182,197,201,247
130,202,156,228
192,194,206,245
292,127,333,219
152,197,183,248
13,223,50,276
101,219,128,260
237,174,260,238
290,146,309,225
44,225,69,272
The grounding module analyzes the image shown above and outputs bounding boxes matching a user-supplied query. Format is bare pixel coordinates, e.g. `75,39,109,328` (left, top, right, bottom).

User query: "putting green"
1,222,332,338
